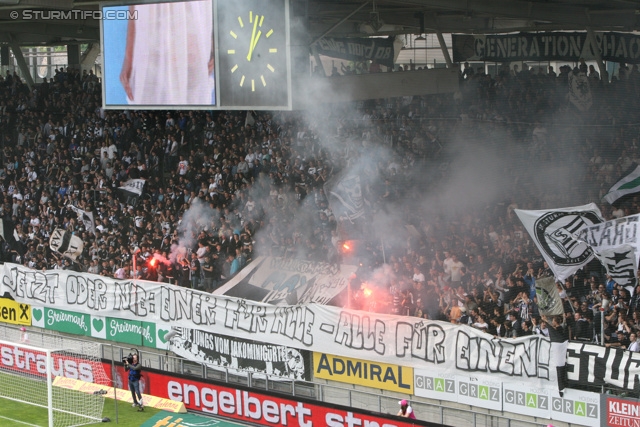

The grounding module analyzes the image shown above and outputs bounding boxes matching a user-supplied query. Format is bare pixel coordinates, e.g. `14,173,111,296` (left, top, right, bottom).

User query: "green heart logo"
33,308,42,322
92,318,104,333
158,329,169,344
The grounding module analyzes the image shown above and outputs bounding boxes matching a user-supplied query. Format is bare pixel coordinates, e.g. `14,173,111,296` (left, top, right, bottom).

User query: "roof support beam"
9,39,34,88
311,0,370,45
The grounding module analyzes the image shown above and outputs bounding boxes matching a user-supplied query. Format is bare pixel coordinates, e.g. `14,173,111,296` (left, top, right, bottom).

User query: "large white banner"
515,204,604,281
0,263,556,389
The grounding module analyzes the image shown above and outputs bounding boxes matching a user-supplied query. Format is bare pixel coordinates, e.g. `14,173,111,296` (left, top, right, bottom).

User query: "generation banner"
169,327,311,381
452,31,640,64
214,256,358,306
314,37,395,68
0,263,559,390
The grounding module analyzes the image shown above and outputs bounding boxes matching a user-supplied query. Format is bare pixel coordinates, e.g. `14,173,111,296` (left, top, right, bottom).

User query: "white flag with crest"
515,203,604,281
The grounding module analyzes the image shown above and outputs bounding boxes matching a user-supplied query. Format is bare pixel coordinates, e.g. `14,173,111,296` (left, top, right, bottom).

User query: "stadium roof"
0,0,638,46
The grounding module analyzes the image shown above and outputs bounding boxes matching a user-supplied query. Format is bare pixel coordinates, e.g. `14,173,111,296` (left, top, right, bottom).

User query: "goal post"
0,338,110,427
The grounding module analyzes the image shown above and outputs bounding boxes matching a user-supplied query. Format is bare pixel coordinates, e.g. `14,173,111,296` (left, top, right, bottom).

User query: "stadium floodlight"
0,338,110,427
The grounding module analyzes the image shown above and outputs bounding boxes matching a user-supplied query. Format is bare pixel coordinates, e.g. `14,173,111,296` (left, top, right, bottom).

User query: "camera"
123,348,140,365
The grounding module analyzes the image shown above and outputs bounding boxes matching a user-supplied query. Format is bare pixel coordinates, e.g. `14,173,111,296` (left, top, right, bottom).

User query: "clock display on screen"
217,0,289,108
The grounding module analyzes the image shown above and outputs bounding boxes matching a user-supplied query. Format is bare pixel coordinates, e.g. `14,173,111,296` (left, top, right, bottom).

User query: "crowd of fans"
0,60,640,349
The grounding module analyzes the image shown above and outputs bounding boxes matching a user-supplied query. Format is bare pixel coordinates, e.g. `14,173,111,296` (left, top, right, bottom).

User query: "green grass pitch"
0,369,163,427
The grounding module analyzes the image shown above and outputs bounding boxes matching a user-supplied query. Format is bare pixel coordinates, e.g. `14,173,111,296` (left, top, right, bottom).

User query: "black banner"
453,32,640,64
314,37,395,68
170,327,311,381
567,342,640,392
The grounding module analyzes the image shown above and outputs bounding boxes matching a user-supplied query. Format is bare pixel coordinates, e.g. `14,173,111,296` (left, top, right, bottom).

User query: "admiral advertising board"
314,353,413,394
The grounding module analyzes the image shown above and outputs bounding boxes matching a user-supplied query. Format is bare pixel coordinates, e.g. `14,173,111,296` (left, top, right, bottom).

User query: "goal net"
0,336,110,427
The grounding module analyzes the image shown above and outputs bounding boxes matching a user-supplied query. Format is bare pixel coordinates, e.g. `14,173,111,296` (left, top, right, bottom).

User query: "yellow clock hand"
247,15,262,61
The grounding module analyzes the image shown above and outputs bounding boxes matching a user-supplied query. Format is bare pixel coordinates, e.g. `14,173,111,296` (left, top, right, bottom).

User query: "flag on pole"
245,111,255,127
568,69,592,112
49,228,84,260
515,203,604,281
324,173,366,240
118,179,145,207
67,205,95,234
535,276,565,316
603,163,640,205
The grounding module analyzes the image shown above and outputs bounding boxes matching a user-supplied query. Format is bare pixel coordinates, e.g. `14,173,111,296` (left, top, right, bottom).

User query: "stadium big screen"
101,0,291,110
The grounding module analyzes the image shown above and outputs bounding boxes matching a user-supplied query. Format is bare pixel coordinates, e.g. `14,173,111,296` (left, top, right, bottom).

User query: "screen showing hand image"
102,0,215,107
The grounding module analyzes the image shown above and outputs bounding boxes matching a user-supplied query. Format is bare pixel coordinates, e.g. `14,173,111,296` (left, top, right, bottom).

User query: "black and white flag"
118,179,145,207
324,174,366,240
515,203,604,281
593,244,637,288
568,70,592,112
49,228,84,260
67,205,95,235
